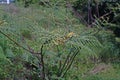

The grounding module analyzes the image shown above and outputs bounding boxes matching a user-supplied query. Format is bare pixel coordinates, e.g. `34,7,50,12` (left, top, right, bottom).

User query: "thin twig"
0,30,34,53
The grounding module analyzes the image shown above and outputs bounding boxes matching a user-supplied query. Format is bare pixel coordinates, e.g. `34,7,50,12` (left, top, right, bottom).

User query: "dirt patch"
82,63,113,77
89,63,111,74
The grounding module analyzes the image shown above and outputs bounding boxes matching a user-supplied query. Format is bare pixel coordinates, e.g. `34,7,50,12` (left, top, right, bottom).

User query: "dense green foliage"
0,0,120,80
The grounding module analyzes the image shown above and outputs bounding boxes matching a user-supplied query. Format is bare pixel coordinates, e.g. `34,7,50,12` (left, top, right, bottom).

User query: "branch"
40,45,45,80
0,30,46,80
90,11,113,27
0,30,34,53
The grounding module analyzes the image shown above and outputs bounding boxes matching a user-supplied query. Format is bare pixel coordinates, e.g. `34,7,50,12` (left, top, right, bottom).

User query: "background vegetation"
0,0,120,80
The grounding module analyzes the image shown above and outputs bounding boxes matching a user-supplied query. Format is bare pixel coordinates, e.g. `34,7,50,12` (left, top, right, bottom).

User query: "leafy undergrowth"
66,62,120,80
0,3,120,80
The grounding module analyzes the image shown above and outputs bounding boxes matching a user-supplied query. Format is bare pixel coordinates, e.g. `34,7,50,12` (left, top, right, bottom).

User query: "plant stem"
58,48,72,76
0,30,33,53
62,49,79,77
39,45,45,80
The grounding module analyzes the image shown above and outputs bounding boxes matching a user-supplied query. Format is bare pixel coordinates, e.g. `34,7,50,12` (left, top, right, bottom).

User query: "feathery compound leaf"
67,35,103,58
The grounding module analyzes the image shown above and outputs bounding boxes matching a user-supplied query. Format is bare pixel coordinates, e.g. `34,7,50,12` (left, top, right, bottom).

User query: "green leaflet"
5,48,15,58
0,46,6,59
0,46,12,64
